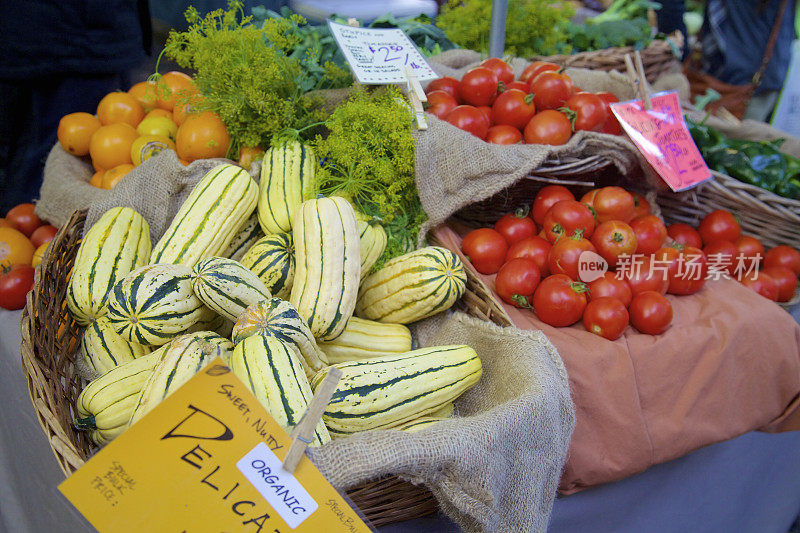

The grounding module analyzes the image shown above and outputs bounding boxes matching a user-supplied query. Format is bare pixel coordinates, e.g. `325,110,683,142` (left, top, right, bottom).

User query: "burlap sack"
74,155,576,532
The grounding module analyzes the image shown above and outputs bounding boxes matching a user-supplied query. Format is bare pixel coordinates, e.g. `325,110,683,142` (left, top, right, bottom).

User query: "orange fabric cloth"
434,223,800,494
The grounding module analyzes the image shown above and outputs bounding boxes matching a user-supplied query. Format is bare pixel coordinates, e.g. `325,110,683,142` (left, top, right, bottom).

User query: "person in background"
0,0,151,215
655,0,689,60
701,0,797,121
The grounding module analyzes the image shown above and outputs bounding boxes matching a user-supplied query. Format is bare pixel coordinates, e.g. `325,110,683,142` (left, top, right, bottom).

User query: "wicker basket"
534,35,681,84
20,209,510,528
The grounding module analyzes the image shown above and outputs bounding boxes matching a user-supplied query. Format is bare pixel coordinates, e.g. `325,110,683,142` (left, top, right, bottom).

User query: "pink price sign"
610,91,711,191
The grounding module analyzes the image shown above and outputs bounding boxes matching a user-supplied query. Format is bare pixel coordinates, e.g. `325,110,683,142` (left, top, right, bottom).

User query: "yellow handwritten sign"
59,358,371,532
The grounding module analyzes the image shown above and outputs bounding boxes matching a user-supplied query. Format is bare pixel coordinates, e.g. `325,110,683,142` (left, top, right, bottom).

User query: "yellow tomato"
131,135,176,166
101,163,134,189
136,116,178,142
89,123,138,170
96,92,145,127
128,81,159,112
144,108,173,121
32,243,49,267
175,111,230,162
0,227,35,268
238,146,265,169
57,113,101,156
156,71,197,111
89,170,105,188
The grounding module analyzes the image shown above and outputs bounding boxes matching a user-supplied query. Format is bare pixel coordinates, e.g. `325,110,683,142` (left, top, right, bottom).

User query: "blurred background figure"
0,0,151,215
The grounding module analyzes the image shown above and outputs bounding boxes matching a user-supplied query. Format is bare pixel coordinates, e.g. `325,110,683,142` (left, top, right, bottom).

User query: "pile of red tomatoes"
461,185,800,341
426,58,621,145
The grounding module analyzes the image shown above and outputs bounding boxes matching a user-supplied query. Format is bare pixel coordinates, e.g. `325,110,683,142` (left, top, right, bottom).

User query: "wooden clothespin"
624,51,652,110
281,366,342,474
404,66,428,130
347,18,359,27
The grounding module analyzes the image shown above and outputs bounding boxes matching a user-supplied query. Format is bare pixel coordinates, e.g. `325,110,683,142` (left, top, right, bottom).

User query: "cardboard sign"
327,21,438,84
611,91,712,191
58,358,370,533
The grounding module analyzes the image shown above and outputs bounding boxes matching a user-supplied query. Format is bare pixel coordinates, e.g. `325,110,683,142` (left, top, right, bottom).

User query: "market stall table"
2,307,800,532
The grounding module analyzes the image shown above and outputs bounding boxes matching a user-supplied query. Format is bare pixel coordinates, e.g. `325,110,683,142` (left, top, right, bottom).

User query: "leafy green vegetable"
566,18,654,52
436,0,575,57
312,86,424,267
591,0,661,24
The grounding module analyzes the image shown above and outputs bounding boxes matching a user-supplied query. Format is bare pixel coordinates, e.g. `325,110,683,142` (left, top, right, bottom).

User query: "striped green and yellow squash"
128,332,227,425
355,212,387,279
188,313,235,340
240,233,295,300
393,417,445,433
356,247,466,324
66,207,151,326
191,257,271,321
105,264,212,346
75,347,165,445
290,196,360,341
313,345,481,435
78,317,152,380
232,298,327,377
257,140,315,234
317,317,411,364
150,164,258,267
221,213,264,262
229,335,330,446
430,402,454,418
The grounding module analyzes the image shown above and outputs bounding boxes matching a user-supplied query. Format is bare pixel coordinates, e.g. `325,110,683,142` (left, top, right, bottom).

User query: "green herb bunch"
436,0,575,57
163,1,334,152
312,86,424,267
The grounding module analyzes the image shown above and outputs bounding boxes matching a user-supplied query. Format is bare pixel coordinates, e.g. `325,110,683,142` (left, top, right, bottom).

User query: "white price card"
327,20,439,84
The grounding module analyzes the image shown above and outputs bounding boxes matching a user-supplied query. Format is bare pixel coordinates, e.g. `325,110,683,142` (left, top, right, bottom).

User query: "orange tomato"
89,123,138,170
179,159,191,166
89,170,105,187
128,81,159,111
172,94,205,126
0,227,35,268
238,146,265,169
156,71,197,111
97,92,145,127
32,242,49,267
101,163,135,189
175,111,230,161
0,218,15,229
144,108,173,121
57,112,102,156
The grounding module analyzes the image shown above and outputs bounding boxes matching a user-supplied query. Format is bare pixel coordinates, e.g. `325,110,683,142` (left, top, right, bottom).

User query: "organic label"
611,91,711,191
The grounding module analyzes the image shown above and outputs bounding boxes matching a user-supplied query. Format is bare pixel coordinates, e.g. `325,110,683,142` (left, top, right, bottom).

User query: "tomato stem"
514,205,531,218
512,294,534,309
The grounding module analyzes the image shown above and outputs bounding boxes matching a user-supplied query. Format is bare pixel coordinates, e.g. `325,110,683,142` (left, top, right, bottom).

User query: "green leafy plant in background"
436,0,575,57
566,18,654,52
590,0,661,24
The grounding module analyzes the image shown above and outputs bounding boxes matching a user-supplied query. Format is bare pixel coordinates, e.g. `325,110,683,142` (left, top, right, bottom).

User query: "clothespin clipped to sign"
624,51,652,110
347,17,359,27
404,66,428,130
282,366,342,474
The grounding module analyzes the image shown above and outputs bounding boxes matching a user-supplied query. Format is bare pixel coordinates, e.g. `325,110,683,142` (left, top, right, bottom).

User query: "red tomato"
591,221,637,267
596,92,622,135
5,204,41,237
542,200,596,242
735,235,764,264
629,291,673,335
427,77,461,102
0,264,35,310
486,125,522,144
564,93,606,132
506,236,552,276
445,106,489,140
631,192,651,219
461,228,508,274
425,90,458,119
703,240,738,275
532,274,589,327
492,89,535,130
520,61,560,85
764,245,800,276
531,185,574,225
622,256,669,295
548,232,596,280
583,297,629,340
494,209,537,245
593,186,635,223
580,189,599,209
666,246,708,295
459,67,499,106
630,215,667,256
530,71,573,111
476,106,493,127
495,258,541,307
698,210,741,245
740,271,779,301
501,81,529,92
667,223,703,249
0,218,15,229
480,57,514,85
588,271,632,307
762,266,798,302
523,110,572,145
30,225,58,248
